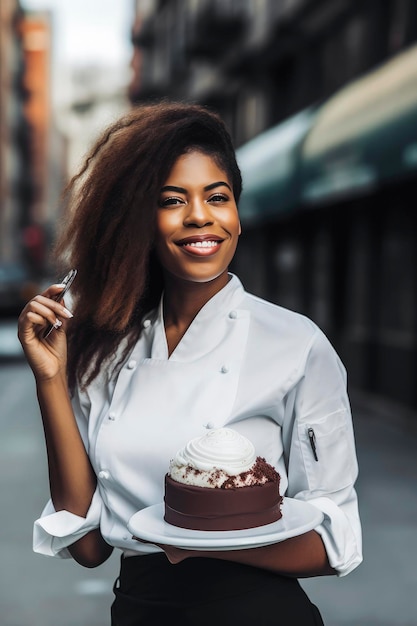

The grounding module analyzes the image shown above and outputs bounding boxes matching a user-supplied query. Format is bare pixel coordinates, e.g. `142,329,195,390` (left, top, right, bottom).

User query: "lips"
175,234,224,245
175,234,225,257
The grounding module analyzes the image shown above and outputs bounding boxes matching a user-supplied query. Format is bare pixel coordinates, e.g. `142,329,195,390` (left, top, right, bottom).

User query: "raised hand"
17,284,74,381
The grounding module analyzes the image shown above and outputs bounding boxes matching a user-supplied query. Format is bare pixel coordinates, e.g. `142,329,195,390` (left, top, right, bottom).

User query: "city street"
1,321,416,626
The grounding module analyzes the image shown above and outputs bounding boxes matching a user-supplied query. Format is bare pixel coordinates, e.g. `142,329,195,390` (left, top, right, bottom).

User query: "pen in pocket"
307,427,319,461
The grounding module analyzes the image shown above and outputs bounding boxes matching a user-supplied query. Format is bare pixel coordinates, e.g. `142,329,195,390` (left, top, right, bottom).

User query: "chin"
166,267,230,286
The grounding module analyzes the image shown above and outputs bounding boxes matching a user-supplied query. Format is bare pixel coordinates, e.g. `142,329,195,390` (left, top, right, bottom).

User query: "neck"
162,272,230,330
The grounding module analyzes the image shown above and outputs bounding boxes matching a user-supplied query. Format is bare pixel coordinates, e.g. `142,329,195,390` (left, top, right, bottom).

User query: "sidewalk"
302,391,417,626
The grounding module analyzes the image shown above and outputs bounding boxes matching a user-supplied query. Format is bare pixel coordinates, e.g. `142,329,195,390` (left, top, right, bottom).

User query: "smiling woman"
17,101,361,625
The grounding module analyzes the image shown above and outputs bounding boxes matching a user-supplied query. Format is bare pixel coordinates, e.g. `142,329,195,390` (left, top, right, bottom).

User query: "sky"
21,0,135,68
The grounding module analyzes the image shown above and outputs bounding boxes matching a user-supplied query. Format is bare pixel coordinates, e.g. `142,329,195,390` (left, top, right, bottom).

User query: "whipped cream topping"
168,428,258,488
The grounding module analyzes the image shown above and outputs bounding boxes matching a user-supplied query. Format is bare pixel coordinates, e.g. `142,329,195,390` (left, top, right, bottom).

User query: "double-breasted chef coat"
34,274,362,577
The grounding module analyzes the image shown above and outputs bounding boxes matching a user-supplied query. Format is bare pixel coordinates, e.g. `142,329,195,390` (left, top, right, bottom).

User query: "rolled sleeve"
308,495,362,577
33,488,102,558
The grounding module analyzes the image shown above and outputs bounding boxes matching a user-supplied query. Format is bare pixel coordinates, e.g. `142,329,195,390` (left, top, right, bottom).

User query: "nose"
183,198,213,227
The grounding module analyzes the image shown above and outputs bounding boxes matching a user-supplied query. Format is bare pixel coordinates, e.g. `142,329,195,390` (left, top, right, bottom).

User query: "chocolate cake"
164,428,282,531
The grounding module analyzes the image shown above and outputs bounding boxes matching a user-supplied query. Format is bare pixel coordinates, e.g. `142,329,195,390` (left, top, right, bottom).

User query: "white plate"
127,498,323,551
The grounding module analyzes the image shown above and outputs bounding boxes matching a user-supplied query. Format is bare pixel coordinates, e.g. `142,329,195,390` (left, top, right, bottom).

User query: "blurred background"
1,1,417,625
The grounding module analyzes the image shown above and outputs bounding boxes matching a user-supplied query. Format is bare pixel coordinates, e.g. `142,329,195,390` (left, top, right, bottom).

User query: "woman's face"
154,150,241,286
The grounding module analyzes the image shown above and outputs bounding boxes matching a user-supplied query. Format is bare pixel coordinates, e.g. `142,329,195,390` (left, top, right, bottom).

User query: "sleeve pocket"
298,409,355,493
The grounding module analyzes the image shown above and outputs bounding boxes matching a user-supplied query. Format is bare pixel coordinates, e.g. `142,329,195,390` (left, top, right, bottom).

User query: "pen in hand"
43,269,77,339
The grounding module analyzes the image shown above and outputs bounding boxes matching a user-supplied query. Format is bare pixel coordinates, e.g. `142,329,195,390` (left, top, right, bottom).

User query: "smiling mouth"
175,237,224,256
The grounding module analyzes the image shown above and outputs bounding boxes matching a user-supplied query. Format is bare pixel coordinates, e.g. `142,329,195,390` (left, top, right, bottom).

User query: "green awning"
300,43,417,204
236,44,417,224
236,108,316,225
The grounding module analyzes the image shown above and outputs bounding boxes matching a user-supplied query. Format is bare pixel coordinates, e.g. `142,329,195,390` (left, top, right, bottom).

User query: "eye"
159,196,185,208
208,193,229,203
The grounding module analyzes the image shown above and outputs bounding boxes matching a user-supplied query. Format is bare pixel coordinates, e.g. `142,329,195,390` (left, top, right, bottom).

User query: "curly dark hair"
53,100,242,390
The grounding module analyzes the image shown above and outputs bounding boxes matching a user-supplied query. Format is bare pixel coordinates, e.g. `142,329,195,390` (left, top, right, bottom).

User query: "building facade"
129,0,417,146
0,0,33,268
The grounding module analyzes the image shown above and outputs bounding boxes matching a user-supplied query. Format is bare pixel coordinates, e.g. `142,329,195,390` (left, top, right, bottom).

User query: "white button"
108,412,116,421
143,319,151,328
127,359,137,369
220,365,229,373
229,310,237,319
123,535,129,541
205,421,215,429
98,470,110,480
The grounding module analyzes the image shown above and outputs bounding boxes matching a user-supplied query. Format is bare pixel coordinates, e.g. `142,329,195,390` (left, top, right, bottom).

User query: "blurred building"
129,0,417,146
19,11,55,274
0,4,66,283
53,64,131,180
1,2,131,284
20,14,51,224
0,0,33,268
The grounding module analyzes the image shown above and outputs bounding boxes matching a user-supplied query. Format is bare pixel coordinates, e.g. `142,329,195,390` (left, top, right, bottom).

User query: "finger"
42,283,68,299
22,310,60,338
28,299,66,328
30,294,74,320
21,301,71,342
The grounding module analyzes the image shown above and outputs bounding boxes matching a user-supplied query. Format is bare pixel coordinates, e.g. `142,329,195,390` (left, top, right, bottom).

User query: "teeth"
186,241,219,248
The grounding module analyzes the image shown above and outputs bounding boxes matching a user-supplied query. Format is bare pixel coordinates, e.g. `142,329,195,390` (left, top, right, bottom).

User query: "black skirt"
111,553,324,625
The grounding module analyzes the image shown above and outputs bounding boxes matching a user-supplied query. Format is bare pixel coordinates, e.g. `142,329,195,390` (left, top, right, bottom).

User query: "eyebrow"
160,181,232,194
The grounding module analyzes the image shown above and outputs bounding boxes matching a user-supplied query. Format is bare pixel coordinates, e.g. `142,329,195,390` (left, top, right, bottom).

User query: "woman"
18,102,362,625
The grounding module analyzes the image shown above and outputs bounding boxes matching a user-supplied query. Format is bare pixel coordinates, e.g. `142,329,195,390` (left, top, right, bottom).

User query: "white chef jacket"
33,274,362,577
